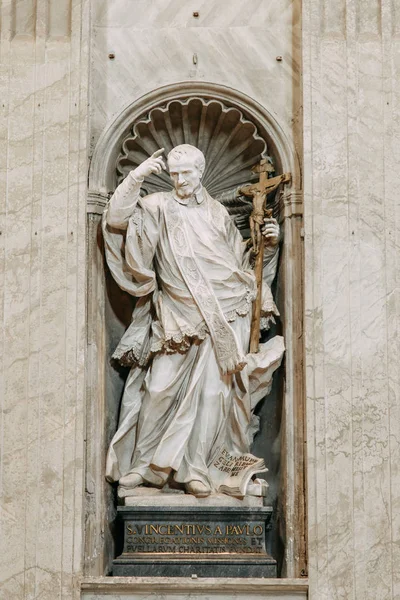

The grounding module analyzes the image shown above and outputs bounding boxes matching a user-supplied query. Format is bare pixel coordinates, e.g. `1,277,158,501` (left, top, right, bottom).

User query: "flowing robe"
103,172,285,494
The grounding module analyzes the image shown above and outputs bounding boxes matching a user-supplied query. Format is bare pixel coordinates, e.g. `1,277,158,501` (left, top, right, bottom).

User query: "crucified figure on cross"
239,160,291,353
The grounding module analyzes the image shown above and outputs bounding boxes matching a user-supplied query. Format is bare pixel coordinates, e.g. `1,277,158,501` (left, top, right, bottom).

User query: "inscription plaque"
113,505,277,577
125,520,265,554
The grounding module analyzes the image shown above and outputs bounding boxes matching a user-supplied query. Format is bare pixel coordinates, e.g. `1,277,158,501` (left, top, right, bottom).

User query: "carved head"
167,144,205,199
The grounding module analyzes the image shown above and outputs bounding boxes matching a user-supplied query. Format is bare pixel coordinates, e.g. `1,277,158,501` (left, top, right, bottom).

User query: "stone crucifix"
239,160,291,353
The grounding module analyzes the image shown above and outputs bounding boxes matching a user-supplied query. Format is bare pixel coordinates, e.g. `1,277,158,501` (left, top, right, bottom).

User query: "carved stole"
164,194,246,375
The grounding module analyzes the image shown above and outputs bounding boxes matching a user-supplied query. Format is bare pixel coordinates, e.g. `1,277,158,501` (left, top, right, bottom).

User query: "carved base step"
113,554,277,578
120,487,264,508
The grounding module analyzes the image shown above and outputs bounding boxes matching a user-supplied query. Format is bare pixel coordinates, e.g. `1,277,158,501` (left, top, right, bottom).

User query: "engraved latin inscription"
124,521,265,554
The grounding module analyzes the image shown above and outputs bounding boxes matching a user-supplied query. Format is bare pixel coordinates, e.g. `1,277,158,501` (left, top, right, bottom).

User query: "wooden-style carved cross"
239,159,291,353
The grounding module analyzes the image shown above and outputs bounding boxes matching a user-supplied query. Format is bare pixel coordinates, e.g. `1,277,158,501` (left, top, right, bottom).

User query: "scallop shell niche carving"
116,97,277,232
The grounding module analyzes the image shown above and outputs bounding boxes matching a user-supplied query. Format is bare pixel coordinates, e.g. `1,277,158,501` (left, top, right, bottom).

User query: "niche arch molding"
85,82,305,579
88,81,301,209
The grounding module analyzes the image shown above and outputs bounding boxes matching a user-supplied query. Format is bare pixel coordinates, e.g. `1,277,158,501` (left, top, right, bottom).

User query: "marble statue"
102,144,284,498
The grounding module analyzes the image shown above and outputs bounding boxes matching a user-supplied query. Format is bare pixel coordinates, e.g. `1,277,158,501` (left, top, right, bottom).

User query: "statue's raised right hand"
132,148,166,180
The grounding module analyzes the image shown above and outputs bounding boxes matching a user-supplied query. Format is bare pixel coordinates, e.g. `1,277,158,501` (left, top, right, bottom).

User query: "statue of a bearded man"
103,144,284,498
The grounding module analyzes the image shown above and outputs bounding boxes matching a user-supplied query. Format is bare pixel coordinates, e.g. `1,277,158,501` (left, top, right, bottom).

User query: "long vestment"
103,172,285,494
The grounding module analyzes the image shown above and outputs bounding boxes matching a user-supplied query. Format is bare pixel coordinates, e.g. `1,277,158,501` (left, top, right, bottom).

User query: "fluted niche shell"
116,97,276,232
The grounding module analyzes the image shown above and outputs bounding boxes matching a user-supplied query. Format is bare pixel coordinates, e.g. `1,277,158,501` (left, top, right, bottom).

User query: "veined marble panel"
48,0,72,38
12,0,36,38
321,0,346,37
356,0,382,37
304,0,400,599
392,0,400,37
0,1,89,599
90,0,301,159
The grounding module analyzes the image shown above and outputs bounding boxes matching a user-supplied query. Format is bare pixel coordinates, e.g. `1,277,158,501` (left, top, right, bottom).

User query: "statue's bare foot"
185,480,211,498
119,473,144,488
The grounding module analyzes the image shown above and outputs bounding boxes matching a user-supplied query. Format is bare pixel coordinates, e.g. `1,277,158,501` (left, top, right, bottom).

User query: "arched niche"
85,82,305,579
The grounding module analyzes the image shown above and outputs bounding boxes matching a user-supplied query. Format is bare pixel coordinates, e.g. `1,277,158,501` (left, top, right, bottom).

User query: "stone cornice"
81,576,308,596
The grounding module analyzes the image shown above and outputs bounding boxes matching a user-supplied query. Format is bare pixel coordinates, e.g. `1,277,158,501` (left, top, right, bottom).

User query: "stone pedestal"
113,493,277,577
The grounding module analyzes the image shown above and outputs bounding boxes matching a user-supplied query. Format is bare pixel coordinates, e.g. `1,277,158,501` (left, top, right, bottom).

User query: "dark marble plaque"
113,505,277,577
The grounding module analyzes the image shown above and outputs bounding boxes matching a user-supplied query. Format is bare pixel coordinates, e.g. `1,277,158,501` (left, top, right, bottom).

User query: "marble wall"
0,1,89,599
303,0,400,598
1,0,399,598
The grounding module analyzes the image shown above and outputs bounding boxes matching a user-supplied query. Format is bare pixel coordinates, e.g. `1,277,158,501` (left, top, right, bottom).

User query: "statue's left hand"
262,217,280,247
